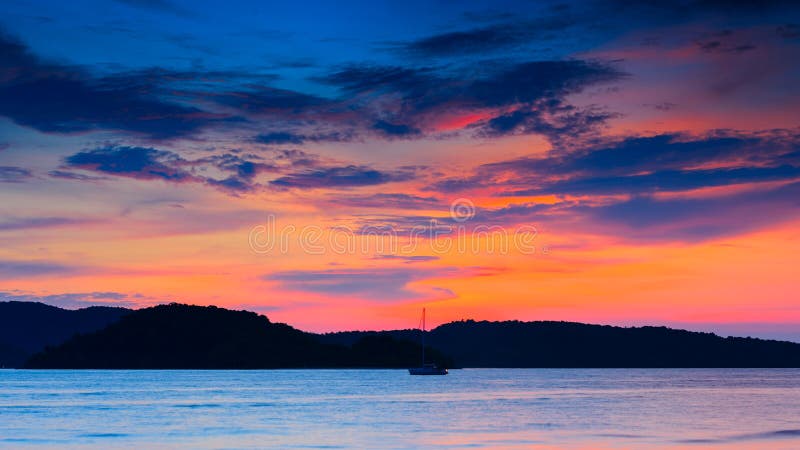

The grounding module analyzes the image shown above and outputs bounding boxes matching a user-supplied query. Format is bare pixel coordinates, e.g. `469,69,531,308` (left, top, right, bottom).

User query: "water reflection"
1,369,799,448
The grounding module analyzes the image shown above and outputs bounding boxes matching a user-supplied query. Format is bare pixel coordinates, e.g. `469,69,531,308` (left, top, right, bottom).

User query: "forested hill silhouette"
322,320,800,368
24,304,451,369
0,301,130,367
11,302,800,368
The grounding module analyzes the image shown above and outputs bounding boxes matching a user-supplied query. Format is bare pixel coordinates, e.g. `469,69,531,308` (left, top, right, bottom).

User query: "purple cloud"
0,166,32,183
263,267,459,302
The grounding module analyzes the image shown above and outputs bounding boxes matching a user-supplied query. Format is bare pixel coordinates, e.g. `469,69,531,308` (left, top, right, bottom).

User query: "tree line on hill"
3,301,800,369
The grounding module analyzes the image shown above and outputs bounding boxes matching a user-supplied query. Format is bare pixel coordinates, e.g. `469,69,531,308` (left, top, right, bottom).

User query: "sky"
1,0,799,339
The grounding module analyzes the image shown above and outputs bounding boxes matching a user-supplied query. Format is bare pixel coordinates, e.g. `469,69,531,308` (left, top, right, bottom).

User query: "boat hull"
408,367,448,375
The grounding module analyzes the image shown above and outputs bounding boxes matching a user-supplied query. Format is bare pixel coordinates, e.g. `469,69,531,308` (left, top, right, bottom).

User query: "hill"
0,301,130,367
25,304,451,369
14,303,800,368
322,320,800,368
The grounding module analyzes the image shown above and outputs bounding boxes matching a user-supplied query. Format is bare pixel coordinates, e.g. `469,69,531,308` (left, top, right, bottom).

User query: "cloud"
402,23,539,57
0,22,624,145
112,0,190,16
61,145,278,193
47,170,108,181
511,165,800,196
254,130,355,145
0,217,96,231
344,201,551,240
190,153,276,179
694,30,757,54
253,132,306,145
372,120,421,138
0,32,234,139
414,131,800,241
479,102,617,141
697,40,756,53
465,60,623,107
350,177,800,243
65,146,195,182
0,260,78,279
316,65,434,96
263,267,458,302
429,132,800,195
0,290,144,309
777,24,800,39
321,60,621,109
315,59,623,140
0,166,32,183
211,87,330,114
371,255,440,263
271,165,416,190
326,193,442,209
577,180,800,242
61,145,422,194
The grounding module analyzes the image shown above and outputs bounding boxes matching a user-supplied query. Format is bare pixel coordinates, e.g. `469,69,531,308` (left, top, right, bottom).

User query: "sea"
2,369,800,449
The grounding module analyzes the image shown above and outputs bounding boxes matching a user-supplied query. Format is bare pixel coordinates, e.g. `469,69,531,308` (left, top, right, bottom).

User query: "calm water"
2,369,800,449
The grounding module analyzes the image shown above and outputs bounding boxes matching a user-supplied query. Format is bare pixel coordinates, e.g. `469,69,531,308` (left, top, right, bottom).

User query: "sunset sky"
1,0,799,339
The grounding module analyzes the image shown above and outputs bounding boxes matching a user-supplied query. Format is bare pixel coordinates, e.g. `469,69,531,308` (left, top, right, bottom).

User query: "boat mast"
421,308,426,366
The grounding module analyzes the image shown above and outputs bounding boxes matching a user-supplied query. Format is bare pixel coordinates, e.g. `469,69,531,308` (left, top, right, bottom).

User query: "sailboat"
408,308,448,375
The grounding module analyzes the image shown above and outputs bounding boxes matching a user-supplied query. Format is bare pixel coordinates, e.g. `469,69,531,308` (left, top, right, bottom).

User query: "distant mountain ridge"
323,320,800,368
0,301,130,367
24,303,451,369
5,302,800,368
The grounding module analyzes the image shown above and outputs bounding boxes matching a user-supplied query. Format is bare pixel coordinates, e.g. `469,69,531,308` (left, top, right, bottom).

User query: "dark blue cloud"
0,32,234,139
205,176,254,193
112,0,190,16
0,166,32,183
480,102,615,141
404,24,530,56
317,65,435,96
327,193,442,209
65,146,194,182
509,165,800,196
211,87,329,114
694,30,757,54
320,60,621,110
463,60,622,108
254,132,306,145
430,133,800,195
372,120,421,138
192,153,276,179
254,130,354,145
0,75,226,138
777,24,800,39
62,144,418,194
271,149,320,167
400,0,800,60
271,165,415,190
316,60,622,140
62,146,280,193
555,134,759,174
399,18,575,57
0,20,624,144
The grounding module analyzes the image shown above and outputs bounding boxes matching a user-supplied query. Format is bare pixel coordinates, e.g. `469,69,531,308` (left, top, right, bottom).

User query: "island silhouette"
3,301,800,369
